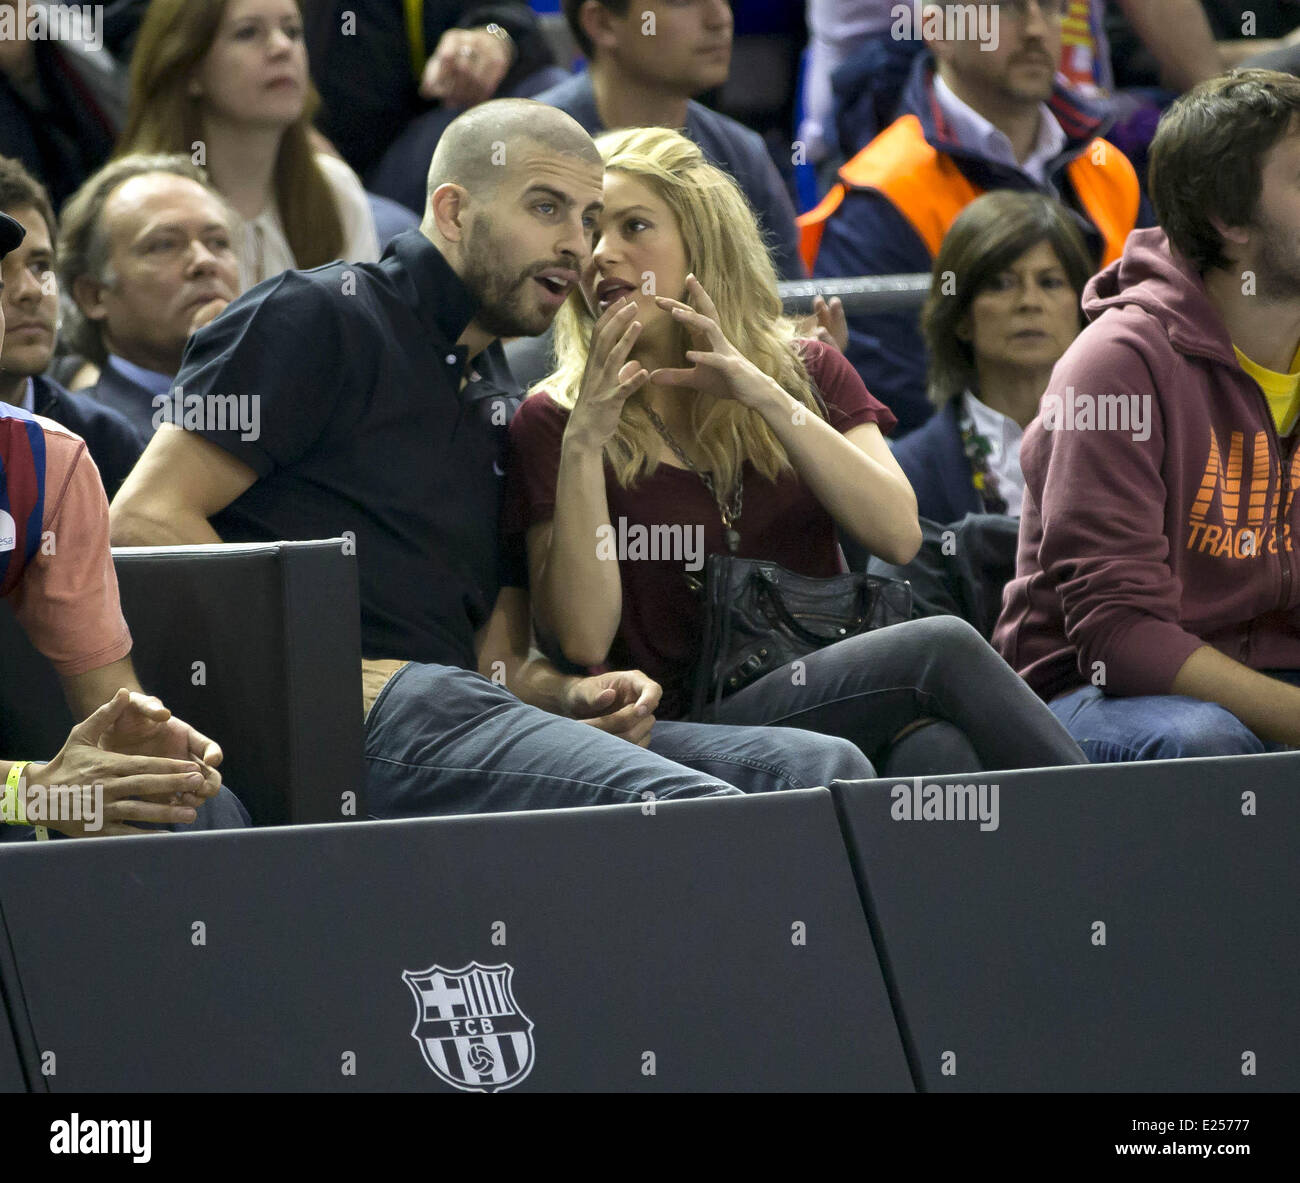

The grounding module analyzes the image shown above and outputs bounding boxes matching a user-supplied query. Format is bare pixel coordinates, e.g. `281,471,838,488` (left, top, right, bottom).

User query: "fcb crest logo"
402,962,535,1092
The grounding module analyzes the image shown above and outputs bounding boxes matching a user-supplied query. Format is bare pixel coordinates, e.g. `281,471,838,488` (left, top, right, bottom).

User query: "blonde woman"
507,127,1087,775
118,0,378,289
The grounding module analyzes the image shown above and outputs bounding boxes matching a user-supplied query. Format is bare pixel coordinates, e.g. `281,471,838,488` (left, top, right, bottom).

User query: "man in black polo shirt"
110,99,874,813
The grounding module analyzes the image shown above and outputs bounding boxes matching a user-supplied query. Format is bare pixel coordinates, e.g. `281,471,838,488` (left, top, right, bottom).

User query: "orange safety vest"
797,114,1141,274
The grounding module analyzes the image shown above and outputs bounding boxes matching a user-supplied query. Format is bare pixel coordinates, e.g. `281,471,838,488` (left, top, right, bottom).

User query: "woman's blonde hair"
538,126,821,493
117,0,343,271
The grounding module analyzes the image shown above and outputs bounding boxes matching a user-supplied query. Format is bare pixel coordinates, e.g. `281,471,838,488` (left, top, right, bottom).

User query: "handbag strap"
754,569,872,646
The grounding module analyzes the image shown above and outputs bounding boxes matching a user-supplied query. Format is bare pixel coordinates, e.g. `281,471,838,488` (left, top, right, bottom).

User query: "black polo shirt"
178,230,521,669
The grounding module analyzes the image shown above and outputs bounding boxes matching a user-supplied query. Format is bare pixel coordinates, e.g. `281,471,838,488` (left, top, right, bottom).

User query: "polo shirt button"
445,354,458,366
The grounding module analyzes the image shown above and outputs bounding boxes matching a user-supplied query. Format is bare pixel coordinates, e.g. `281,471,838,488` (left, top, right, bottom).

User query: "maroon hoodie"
994,227,1300,702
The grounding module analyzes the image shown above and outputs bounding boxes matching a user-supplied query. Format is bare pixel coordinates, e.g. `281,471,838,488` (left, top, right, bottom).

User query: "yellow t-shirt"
1234,343,1300,435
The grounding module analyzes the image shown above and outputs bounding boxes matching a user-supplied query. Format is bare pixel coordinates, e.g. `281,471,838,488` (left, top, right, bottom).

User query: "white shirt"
932,74,1068,189
963,390,1025,518
238,153,380,290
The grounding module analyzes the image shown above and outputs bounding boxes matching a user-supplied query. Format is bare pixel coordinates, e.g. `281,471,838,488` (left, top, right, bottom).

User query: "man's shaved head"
426,99,600,202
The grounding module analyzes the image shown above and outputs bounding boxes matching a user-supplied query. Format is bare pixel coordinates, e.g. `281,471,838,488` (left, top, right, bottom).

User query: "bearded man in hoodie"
994,69,1300,762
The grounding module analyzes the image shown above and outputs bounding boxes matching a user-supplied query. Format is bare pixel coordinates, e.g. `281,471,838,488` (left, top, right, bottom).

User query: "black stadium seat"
831,752,1300,1091
0,790,912,1091
0,540,363,827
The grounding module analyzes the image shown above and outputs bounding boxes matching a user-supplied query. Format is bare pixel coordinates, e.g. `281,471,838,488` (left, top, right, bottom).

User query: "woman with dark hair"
118,0,379,289
894,190,1093,524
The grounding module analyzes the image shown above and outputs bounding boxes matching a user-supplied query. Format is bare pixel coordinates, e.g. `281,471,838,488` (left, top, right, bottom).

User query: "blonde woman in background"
506,126,1088,777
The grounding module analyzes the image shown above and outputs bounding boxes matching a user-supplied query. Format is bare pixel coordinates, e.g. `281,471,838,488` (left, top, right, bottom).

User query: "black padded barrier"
0,539,363,827
831,752,1300,1091
0,790,912,1092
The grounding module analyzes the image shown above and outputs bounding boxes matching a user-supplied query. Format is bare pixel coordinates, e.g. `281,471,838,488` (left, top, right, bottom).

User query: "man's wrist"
480,22,515,67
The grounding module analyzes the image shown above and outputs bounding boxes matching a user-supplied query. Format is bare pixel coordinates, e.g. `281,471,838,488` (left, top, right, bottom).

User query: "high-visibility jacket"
798,112,1141,274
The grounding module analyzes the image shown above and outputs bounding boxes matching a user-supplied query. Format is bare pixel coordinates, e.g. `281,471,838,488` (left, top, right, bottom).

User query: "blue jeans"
363,664,876,817
708,617,1088,774
1049,677,1300,762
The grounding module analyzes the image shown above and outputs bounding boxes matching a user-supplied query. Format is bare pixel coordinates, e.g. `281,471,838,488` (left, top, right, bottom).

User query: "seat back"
0,790,912,1091
832,753,1300,1091
0,540,362,826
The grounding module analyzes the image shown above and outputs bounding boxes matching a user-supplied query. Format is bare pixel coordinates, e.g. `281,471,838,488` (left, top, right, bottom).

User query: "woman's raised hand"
565,298,650,451
650,275,779,409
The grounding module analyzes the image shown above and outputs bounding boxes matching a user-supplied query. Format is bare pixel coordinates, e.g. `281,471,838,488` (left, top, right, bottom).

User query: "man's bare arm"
110,426,257,546
1116,0,1223,92
1171,644,1300,746
60,656,142,723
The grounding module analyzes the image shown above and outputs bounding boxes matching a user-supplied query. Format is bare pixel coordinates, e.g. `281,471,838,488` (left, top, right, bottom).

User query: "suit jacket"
891,399,981,525
86,360,160,446
31,375,143,500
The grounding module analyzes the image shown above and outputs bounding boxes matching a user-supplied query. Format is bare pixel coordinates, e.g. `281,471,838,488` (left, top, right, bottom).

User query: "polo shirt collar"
383,229,479,350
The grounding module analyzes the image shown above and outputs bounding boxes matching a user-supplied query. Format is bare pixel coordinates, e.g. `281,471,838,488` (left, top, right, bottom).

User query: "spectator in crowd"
896,190,1091,524
109,99,882,814
0,210,248,839
315,1,566,211
0,0,124,212
801,0,1145,436
536,0,805,280
0,157,142,497
58,156,240,443
995,70,1300,760
118,0,379,290
817,1,1226,169
508,126,1088,777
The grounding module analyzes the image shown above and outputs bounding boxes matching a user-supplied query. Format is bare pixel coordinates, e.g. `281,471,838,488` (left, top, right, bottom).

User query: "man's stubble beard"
1249,208,1300,304
461,214,556,340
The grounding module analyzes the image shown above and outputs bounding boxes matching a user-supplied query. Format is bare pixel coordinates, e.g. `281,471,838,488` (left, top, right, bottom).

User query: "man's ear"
71,273,109,322
580,0,620,58
429,183,470,244
1208,214,1251,252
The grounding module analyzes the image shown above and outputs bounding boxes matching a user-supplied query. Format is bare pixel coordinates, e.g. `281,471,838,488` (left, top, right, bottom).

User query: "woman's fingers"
685,273,721,320
592,298,637,359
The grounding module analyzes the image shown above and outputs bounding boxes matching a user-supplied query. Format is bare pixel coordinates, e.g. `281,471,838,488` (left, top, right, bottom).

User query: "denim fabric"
1050,678,1300,763
707,616,1089,774
362,663,876,817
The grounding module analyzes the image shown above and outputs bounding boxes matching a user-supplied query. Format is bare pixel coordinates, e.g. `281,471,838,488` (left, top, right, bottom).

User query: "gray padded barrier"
501,275,932,391
0,790,911,1092
831,752,1300,1091
0,540,362,827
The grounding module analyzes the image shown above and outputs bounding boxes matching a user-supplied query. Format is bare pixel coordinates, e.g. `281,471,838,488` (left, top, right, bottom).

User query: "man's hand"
188,297,231,337
25,691,219,837
419,26,513,108
98,689,223,804
796,294,848,353
563,670,661,747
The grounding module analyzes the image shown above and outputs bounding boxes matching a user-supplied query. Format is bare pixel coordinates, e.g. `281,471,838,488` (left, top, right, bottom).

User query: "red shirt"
504,340,896,718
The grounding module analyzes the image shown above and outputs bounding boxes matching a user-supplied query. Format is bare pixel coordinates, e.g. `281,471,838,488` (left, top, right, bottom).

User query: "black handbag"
687,552,912,721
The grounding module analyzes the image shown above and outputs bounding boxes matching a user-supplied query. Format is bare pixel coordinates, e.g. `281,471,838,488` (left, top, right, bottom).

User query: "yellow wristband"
4,762,31,826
